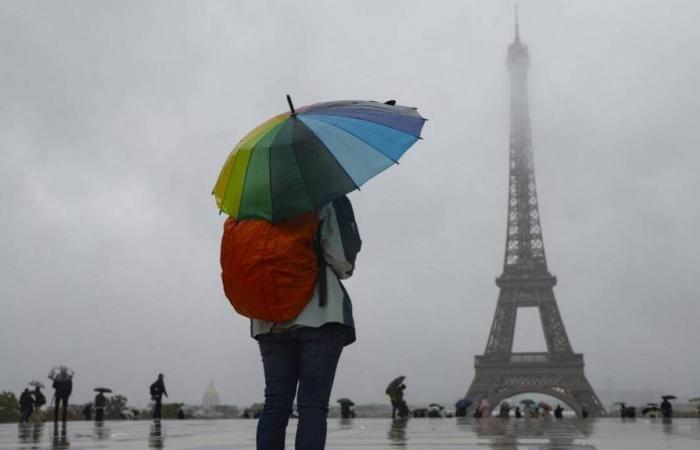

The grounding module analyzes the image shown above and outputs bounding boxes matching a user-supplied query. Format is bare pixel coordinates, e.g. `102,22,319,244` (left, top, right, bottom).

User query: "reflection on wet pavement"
2,417,700,449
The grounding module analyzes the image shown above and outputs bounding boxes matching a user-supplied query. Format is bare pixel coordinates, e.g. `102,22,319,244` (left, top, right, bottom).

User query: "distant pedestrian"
581,405,589,418
660,398,673,418
49,366,73,424
94,392,107,421
515,406,522,418
554,404,564,418
19,389,34,423
150,374,168,420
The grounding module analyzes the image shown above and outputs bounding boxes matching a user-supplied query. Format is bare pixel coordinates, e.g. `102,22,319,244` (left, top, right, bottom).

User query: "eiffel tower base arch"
466,353,606,417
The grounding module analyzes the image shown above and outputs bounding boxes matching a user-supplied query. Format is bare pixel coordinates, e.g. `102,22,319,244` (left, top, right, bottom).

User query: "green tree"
0,391,20,423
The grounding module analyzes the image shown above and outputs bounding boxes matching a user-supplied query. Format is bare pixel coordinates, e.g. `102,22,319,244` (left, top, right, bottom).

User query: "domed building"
201,381,221,410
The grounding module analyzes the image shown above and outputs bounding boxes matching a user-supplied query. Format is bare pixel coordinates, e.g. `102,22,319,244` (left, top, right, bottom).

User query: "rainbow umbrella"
213,96,426,221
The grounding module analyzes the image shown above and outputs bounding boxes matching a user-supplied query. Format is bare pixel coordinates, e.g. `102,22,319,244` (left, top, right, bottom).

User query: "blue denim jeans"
256,324,347,450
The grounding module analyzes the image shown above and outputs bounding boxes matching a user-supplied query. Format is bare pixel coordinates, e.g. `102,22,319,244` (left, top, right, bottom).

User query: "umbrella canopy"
519,399,536,407
386,376,406,395
538,401,552,410
94,387,112,394
429,403,444,409
28,381,45,389
455,398,473,409
642,406,659,415
214,97,426,221
336,398,354,406
48,366,73,381
661,395,676,400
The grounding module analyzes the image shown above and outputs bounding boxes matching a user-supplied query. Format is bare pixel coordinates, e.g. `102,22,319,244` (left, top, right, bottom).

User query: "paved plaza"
2,418,700,449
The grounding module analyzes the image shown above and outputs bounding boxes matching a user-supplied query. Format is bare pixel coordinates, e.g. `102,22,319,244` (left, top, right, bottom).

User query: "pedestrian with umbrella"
386,376,408,419
336,398,355,419
660,395,675,418
48,365,73,424
29,381,46,420
150,374,168,421
93,388,111,421
216,97,425,450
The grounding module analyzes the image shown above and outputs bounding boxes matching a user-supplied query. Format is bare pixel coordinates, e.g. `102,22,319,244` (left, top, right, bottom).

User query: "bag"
220,211,320,322
150,383,158,397
34,391,46,407
331,196,362,274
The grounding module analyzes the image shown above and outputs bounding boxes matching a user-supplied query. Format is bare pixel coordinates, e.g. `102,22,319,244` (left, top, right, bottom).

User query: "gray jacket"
251,203,356,345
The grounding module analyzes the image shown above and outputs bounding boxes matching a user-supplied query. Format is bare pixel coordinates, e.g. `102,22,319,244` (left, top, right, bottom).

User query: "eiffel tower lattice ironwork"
465,14,605,417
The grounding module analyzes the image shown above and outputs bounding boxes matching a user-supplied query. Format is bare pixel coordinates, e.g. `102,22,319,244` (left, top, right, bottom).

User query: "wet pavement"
2,417,699,449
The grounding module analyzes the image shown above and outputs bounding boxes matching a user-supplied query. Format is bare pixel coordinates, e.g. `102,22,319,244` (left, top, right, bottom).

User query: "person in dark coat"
660,399,673,418
150,374,168,420
554,404,564,418
94,392,107,421
52,371,72,424
514,406,522,418
19,389,34,423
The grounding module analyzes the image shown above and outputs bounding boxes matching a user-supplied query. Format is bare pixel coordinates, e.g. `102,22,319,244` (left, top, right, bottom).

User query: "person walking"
19,389,34,423
249,201,359,450
150,374,168,420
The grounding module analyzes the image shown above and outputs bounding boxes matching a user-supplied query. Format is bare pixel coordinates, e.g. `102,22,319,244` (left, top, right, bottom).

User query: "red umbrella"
538,401,552,410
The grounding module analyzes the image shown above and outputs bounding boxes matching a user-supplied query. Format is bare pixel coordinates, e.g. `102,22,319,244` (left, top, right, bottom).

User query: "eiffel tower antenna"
514,5,520,42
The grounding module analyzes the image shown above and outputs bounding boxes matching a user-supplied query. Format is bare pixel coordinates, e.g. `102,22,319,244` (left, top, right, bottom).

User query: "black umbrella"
642,406,659,415
385,376,406,395
662,395,676,400
94,387,112,394
337,398,354,406
429,403,443,409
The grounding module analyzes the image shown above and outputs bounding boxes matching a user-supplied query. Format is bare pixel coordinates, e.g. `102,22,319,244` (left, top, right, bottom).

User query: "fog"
1,0,699,408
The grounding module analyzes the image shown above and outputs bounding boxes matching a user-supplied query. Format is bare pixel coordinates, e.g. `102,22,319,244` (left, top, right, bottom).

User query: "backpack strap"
315,224,327,307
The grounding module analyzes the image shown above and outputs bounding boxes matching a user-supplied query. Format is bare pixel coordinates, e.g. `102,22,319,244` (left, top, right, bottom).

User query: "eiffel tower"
465,13,605,417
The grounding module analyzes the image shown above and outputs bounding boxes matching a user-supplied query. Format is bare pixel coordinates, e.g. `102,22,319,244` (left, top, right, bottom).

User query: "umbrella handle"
286,95,296,116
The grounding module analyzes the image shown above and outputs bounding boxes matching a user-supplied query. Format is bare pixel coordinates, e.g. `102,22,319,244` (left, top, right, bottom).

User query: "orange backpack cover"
220,211,320,322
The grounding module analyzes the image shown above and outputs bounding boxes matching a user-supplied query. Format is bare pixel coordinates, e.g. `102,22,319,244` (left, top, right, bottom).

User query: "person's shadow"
149,421,165,449
387,418,408,447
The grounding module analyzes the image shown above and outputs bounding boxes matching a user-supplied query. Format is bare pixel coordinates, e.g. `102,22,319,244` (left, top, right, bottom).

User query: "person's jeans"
256,324,346,450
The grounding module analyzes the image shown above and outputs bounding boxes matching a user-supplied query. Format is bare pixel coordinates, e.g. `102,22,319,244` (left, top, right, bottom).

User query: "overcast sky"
2,0,699,408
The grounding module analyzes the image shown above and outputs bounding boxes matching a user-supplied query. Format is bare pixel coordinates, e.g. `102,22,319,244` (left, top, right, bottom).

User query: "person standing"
94,392,107,421
248,200,360,450
660,398,673,418
150,374,168,420
51,367,73,424
19,389,34,423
